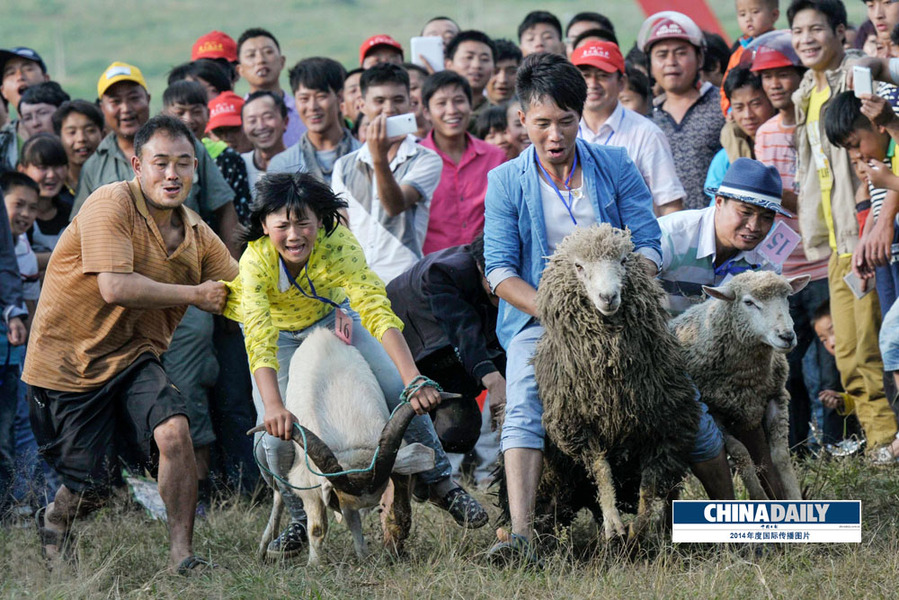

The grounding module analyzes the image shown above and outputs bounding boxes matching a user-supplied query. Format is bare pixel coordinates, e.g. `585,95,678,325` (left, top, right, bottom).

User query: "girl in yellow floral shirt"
224,173,487,559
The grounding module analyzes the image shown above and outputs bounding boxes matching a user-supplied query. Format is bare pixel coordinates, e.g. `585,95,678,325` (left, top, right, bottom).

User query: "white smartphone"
385,113,418,138
411,36,444,72
854,65,873,97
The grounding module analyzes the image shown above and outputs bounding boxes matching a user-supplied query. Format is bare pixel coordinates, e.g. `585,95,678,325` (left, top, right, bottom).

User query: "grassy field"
1,454,897,599
0,0,868,111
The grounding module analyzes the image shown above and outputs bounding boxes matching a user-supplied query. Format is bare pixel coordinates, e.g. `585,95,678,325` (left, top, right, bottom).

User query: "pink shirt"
755,114,829,281
419,132,506,254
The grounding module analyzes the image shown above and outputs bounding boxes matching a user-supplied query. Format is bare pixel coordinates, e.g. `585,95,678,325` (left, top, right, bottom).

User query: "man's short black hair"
289,57,346,95
446,30,497,63
163,80,208,108
167,59,232,96
18,81,70,112
891,22,899,47
812,298,831,323
824,91,873,148
133,114,196,159
494,39,523,65
787,0,848,32
422,15,460,34
360,63,410,97
403,62,429,80
516,52,586,116
572,28,620,49
0,170,40,196
468,232,486,274
19,132,67,168
625,43,649,74
566,12,617,37
237,27,281,57
422,70,473,109
475,105,508,139
52,99,104,135
345,67,364,81
243,90,288,119
702,32,731,78
723,66,763,102
517,10,563,41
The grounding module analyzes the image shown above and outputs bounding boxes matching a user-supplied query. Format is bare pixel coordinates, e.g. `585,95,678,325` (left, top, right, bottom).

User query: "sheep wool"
532,224,701,535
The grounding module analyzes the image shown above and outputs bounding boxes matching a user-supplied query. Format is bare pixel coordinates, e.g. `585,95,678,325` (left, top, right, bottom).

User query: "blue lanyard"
280,258,342,310
537,150,579,226
714,258,756,279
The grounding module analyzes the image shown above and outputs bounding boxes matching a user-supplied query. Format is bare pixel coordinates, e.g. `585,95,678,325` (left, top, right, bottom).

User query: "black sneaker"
265,520,308,561
430,486,488,529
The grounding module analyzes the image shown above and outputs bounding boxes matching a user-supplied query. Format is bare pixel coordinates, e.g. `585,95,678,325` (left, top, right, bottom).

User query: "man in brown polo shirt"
22,115,238,575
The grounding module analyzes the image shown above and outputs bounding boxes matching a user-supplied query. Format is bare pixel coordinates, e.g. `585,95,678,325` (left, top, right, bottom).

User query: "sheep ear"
702,285,736,302
787,274,811,295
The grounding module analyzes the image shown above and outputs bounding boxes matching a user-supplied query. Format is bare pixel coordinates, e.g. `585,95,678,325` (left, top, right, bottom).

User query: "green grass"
0,0,868,112
1,454,897,599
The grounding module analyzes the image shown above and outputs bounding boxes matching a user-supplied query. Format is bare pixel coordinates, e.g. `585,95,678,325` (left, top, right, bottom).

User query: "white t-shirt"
539,176,594,253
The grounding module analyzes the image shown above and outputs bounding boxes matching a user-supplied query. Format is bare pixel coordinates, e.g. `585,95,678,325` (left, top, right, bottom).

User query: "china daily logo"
672,501,861,543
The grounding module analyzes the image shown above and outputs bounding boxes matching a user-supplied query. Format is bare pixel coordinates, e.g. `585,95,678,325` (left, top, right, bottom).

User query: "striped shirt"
659,206,779,316
754,114,829,281
22,179,238,392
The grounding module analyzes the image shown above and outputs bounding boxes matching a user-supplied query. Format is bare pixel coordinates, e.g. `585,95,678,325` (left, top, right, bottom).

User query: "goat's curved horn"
367,403,418,492
439,391,462,400
288,425,369,496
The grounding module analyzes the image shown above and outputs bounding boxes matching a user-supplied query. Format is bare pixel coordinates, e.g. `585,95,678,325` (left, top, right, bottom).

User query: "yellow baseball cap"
97,61,148,98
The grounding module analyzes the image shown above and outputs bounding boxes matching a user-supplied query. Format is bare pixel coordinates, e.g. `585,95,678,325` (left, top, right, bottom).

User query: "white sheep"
252,327,435,566
671,271,810,500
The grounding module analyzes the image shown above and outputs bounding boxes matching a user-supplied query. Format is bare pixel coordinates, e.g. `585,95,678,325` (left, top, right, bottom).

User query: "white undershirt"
539,176,594,253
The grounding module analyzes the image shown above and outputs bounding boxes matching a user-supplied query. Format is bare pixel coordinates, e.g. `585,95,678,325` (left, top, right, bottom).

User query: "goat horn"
367,403,418,493
439,391,462,400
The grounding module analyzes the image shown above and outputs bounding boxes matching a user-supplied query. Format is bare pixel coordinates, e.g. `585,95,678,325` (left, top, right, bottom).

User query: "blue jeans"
0,363,17,512
249,304,452,521
881,299,899,372
500,323,723,462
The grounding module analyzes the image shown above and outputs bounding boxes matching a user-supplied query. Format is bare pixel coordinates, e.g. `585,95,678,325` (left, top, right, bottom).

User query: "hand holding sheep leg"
253,366,299,440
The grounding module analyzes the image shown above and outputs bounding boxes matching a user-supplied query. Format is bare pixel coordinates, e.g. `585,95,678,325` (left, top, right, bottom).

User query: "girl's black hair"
19,133,67,168
242,172,348,243
475,105,508,139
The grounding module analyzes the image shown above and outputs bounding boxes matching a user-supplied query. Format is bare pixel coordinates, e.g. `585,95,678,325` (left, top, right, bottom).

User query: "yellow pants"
828,254,897,447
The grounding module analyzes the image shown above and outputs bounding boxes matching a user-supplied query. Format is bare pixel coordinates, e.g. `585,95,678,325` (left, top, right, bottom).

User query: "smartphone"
411,36,444,72
854,65,873,98
385,113,418,138
843,270,873,299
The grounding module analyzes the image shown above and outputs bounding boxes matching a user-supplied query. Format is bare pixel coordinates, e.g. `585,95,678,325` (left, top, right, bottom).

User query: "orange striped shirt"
22,179,238,392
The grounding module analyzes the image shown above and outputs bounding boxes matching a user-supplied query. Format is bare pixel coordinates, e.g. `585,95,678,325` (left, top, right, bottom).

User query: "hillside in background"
0,0,867,111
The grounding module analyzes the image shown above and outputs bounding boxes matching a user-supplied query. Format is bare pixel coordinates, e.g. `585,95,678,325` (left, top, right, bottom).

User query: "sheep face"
702,272,811,352
558,224,634,317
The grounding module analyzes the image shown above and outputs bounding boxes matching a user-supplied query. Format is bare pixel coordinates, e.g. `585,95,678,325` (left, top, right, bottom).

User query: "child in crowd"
721,0,781,114
222,172,487,559
475,105,517,161
504,98,531,154
619,64,652,116
16,134,70,272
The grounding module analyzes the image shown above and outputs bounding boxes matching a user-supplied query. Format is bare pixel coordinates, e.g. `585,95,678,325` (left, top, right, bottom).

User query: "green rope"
399,375,443,403
251,400,415,491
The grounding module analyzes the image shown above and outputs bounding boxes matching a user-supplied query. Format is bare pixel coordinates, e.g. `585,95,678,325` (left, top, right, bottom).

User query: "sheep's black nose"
778,332,796,345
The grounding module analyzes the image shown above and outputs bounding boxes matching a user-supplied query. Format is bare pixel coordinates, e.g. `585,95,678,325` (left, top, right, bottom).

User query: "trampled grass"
0,0,868,111
1,454,897,599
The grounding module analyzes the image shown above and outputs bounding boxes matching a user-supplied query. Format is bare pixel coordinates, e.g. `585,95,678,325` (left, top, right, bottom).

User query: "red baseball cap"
359,34,404,65
750,47,795,72
746,31,801,72
571,42,625,74
206,91,244,132
192,31,237,62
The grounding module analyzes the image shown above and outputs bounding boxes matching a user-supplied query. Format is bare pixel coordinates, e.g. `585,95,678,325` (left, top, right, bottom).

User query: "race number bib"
334,308,353,345
759,221,801,266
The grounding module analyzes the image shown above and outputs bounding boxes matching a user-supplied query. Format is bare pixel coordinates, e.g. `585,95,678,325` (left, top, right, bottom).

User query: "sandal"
486,532,543,569
35,506,75,567
176,555,221,576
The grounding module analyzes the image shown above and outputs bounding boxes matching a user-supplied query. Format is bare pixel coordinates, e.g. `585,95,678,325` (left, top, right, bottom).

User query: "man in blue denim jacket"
484,53,733,563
